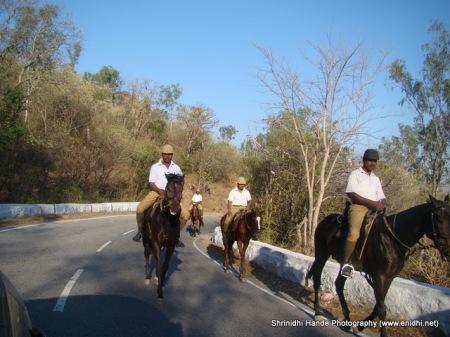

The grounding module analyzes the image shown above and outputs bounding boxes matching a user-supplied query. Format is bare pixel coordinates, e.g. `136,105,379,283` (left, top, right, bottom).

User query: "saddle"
231,209,247,231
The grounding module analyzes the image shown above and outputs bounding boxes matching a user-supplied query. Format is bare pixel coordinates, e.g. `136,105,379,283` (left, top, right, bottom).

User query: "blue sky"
52,0,450,146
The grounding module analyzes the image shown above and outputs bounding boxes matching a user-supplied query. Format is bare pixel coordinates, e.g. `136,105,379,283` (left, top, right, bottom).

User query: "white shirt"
192,193,203,203
227,187,252,206
148,159,183,190
345,167,386,201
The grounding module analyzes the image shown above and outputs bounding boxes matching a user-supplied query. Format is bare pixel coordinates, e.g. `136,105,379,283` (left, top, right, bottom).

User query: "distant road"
0,214,362,337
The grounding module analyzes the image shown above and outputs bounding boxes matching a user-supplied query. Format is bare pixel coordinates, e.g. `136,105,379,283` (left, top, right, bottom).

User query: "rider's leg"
222,206,242,243
133,191,159,242
341,204,367,278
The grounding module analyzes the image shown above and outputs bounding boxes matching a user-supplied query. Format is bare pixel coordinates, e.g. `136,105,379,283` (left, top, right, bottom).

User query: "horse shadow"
205,242,315,306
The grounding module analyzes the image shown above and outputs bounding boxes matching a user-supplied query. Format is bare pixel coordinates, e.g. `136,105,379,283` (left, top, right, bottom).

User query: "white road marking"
53,269,84,312
97,241,112,252
123,229,135,235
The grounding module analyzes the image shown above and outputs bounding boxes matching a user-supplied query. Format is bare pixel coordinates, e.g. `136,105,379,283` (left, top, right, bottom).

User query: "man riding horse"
222,177,253,242
341,149,387,278
133,144,189,247
189,188,204,227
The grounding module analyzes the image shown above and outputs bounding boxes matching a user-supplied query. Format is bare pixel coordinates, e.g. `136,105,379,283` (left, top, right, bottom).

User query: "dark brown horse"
189,203,201,237
306,195,450,337
220,209,263,282
142,173,184,299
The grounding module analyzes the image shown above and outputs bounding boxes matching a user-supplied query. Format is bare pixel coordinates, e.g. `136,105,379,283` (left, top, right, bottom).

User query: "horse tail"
305,214,340,287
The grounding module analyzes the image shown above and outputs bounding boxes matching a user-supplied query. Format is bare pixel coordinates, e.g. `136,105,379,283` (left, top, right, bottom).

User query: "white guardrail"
1,203,448,335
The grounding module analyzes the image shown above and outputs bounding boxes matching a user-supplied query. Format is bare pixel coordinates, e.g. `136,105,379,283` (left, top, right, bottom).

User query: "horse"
220,209,263,282
306,195,450,337
189,203,201,237
142,173,185,299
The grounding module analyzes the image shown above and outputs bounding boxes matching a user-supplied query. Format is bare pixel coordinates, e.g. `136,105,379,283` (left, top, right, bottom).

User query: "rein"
243,211,255,232
382,207,436,259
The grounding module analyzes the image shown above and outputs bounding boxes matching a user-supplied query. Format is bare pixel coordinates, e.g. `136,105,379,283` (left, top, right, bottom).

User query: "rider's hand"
373,200,385,211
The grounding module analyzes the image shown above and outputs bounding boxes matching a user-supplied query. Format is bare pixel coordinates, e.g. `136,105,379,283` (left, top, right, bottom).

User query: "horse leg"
237,239,247,283
161,244,175,287
335,274,351,323
306,257,328,320
156,244,175,300
223,241,230,273
144,241,152,285
361,275,391,337
152,242,162,297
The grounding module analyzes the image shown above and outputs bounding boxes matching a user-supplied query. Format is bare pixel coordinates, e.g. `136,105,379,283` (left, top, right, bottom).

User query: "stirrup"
341,264,354,279
176,239,185,248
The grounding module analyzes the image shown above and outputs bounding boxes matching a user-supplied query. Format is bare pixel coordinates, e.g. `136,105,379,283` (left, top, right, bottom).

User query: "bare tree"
174,104,219,159
252,36,387,246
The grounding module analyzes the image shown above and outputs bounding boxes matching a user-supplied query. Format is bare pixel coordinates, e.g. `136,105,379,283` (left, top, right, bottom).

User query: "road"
0,214,363,337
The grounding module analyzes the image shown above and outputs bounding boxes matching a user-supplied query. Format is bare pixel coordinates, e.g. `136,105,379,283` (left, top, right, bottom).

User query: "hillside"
183,175,232,216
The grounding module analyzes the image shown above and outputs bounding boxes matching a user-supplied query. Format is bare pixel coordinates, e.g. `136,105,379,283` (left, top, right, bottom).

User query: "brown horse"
142,173,184,299
220,209,263,282
189,203,201,237
306,195,450,337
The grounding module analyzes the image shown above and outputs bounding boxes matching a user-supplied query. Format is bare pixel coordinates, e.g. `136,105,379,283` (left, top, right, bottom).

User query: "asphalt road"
0,214,363,337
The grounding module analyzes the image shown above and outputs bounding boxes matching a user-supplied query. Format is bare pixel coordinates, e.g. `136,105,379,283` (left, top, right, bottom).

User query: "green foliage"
219,125,237,142
388,20,450,196
83,65,123,92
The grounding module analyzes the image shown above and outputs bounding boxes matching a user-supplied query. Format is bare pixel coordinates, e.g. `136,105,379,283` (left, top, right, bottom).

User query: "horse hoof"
240,277,246,283
154,277,159,285
314,314,326,321
144,278,151,285
351,325,365,333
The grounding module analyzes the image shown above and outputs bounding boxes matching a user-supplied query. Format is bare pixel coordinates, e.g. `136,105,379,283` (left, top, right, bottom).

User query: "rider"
341,149,387,278
222,177,252,241
132,144,189,247
189,188,204,226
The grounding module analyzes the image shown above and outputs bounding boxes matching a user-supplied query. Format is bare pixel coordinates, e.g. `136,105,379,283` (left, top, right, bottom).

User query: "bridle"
383,203,448,258
243,210,261,232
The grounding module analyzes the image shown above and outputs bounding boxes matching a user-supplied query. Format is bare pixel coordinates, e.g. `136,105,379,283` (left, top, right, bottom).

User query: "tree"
0,0,83,124
251,37,386,247
219,125,237,142
389,21,450,196
174,104,218,161
83,65,123,93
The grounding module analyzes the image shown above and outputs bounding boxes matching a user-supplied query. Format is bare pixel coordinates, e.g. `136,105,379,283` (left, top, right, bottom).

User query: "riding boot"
341,240,356,278
132,231,142,242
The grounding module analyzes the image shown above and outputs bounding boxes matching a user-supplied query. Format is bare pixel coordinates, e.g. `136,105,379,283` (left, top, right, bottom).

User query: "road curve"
0,214,368,337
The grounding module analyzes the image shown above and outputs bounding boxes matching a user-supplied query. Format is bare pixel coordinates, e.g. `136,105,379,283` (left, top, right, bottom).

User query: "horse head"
164,173,184,216
249,209,263,232
429,194,450,262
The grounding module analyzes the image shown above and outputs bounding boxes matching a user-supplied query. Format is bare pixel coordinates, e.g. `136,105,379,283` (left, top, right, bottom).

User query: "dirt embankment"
183,175,231,216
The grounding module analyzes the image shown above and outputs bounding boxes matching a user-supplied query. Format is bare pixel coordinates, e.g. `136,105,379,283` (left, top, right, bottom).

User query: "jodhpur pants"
222,206,245,233
136,190,189,231
347,203,369,242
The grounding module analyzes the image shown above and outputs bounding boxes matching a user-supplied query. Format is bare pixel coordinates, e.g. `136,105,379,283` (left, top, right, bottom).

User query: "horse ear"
429,194,435,204
445,194,449,205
